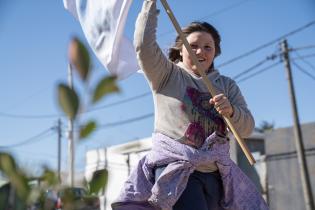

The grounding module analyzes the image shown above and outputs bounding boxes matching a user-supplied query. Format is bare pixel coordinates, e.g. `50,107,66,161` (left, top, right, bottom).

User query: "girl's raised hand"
209,93,234,117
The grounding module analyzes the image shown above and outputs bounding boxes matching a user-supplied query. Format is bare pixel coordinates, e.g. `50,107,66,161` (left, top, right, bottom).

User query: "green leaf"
79,121,97,140
0,152,16,175
58,83,79,120
60,187,77,210
0,153,30,201
10,172,30,201
88,169,108,195
93,75,119,103
68,37,91,81
41,168,58,186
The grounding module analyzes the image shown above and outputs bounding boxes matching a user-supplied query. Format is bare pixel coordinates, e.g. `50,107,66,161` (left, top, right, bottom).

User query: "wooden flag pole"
160,0,256,165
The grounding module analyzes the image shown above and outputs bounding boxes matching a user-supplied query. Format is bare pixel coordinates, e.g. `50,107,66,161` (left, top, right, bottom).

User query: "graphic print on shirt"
181,86,226,148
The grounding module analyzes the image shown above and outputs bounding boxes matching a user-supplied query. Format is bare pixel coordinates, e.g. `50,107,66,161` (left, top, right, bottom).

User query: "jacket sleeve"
134,0,175,91
226,79,255,138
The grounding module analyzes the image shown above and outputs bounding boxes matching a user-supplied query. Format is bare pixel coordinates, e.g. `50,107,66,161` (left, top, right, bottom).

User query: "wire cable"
292,50,315,72
217,20,315,68
292,53,315,61
232,54,278,80
2,87,51,114
198,0,252,21
236,61,282,83
87,91,151,113
0,92,152,119
0,111,62,119
0,127,55,148
97,113,154,130
290,45,315,52
1,148,67,164
292,61,315,81
157,0,253,38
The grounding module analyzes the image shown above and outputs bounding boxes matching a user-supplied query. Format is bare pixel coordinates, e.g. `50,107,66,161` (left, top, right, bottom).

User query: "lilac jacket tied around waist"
112,132,269,210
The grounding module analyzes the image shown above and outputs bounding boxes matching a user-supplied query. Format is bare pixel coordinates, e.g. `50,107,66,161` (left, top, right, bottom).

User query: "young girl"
112,0,268,209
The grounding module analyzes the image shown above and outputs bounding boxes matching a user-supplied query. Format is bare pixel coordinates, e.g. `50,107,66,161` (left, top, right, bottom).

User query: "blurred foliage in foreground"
0,37,119,209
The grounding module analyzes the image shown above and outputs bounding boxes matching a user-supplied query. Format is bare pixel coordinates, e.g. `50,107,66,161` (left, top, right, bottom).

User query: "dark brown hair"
168,21,221,65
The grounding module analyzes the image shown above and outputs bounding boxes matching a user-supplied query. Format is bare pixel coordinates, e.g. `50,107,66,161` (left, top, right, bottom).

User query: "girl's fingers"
210,94,233,117
210,94,225,105
212,94,224,102
214,100,225,108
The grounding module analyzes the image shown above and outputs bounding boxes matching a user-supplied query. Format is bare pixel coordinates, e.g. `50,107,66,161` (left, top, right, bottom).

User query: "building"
230,131,267,199
265,122,315,210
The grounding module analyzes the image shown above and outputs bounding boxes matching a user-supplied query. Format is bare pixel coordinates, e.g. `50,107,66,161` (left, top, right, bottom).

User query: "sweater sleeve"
227,79,255,138
134,0,175,91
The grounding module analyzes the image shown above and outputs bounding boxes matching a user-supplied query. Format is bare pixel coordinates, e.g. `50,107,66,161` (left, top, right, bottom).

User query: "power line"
0,111,62,119
292,50,315,72
198,0,252,21
2,87,50,114
0,92,152,119
157,0,253,38
87,91,151,112
97,113,154,130
232,54,278,80
236,61,282,83
1,148,67,164
0,127,55,148
292,61,315,81
217,20,315,68
71,113,153,132
292,53,315,61
290,45,315,52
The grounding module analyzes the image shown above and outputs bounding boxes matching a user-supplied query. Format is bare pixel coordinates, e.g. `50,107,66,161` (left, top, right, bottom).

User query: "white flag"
63,0,140,80
63,0,78,20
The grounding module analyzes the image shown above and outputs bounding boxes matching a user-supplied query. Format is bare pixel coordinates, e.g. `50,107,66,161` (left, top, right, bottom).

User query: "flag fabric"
63,0,139,80
63,0,78,20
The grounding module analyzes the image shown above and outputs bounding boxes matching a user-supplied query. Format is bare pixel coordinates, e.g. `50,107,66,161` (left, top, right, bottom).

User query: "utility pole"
103,148,108,207
280,39,314,210
126,153,131,176
57,119,62,183
68,63,75,187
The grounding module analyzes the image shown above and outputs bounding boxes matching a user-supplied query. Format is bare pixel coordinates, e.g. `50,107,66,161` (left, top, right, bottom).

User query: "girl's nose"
195,48,202,54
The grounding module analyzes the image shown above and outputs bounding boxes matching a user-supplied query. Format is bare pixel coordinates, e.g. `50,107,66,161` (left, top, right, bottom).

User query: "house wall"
265,122,315,210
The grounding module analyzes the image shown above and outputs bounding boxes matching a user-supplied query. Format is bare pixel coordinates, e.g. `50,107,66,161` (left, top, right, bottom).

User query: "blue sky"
0,0,314,175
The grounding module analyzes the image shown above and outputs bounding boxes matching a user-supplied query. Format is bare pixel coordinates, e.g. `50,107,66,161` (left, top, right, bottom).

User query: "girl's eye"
190,44,198,49
205,46,212,51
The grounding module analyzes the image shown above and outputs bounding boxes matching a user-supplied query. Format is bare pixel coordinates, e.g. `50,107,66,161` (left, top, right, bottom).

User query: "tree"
256,120,275,133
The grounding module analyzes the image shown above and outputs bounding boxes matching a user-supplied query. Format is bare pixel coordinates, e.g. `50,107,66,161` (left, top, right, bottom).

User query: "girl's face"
180,31,216,75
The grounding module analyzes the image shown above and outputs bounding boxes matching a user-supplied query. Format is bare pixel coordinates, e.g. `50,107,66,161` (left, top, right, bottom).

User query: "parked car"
26,189,58,210
32,187,99,210
56,187,100,210
43,189,59,210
